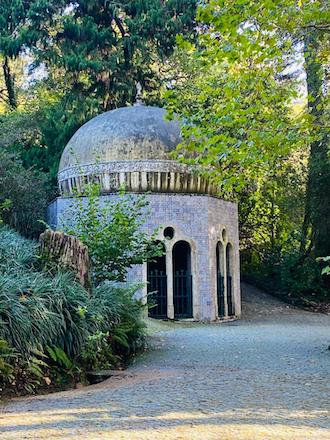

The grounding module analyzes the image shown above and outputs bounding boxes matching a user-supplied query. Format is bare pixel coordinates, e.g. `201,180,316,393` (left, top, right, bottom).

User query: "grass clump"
0,227,146,397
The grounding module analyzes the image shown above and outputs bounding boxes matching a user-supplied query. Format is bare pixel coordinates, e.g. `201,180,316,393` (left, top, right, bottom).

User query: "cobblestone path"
1,284,329,439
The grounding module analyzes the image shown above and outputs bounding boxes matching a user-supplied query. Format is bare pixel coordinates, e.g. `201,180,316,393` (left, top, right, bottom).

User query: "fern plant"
0,339,16,385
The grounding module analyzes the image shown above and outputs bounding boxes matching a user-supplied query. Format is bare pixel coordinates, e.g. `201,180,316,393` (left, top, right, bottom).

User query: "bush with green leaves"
243,249,330,306
318,257,330,277
0,339,16,389
62,183,163,285
0,150,48,239
0,227,147,396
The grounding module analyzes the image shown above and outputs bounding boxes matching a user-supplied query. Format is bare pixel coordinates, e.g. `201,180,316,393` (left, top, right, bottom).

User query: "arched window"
216,242,225,318
172,241,193,318
226,243,235,316
147,241,167,318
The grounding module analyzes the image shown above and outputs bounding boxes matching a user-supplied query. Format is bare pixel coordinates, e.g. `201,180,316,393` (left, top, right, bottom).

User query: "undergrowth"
0,227,146,397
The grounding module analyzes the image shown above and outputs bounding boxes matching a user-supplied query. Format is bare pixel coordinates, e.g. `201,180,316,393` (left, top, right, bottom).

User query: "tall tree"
22,0,197,184
301,25,330,258
0,0,46,109
165,0,329,297
36,0,197,109
165,1,308,195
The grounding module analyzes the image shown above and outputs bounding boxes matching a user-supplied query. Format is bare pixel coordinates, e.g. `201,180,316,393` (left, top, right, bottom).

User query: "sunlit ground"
1,285,329,440
0,407,329,439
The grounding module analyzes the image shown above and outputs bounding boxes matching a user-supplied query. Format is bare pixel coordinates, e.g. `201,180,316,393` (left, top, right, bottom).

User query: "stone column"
166,242,174,319
223,244,229,317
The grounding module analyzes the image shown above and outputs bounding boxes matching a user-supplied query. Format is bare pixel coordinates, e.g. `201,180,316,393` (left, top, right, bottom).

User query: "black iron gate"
217,272,225,318
174,270,193,318
148,269,167,318
227,275,234,316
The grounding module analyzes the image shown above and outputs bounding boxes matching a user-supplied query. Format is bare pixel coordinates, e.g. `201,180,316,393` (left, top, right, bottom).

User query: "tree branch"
302,24,330,32
113,16,130,67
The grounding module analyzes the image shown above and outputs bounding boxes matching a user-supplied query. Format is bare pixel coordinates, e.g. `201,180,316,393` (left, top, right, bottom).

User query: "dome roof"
59,105,181,172
58,105,217,196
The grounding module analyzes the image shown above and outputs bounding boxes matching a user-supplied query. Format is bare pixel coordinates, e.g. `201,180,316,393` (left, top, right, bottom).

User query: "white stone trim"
58,160,191,181
58,160,219,197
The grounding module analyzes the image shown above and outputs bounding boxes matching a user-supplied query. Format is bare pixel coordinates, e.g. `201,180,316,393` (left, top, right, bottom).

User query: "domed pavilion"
49,103,241,321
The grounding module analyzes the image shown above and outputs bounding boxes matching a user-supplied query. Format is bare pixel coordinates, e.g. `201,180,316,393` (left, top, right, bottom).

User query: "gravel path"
1,283,329,440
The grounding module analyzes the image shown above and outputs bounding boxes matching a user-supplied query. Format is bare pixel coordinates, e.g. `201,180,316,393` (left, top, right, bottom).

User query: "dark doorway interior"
173,241,193,319
216,242,225,318
226,243,235,316
147,242,167,318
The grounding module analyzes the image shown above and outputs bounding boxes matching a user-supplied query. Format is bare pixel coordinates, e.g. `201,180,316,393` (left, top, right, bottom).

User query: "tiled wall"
50,193,241,321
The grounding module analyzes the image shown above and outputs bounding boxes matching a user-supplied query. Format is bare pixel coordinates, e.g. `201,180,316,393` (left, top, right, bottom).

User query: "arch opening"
147,241,167,319
216,242,225,318
173,241,193,319
226,243,235,316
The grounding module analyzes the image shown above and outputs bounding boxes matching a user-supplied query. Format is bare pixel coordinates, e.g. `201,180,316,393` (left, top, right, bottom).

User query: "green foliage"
63,183,163,284
0,226,37,267
280,255,329,302
165,0,329,302
12,0,197,184
88,283,147,354
0,339,16,386
0,228,88,358
239,151,306,254
32,0,196,108
0,0,49,109
45,345,82,386
318,257,330,276
0,227,147,396
0,150,48,238
81,331,117,371
244,251,329,305
165,2,310,196
0,1,41,58
78,283,147,371
0,198,12,226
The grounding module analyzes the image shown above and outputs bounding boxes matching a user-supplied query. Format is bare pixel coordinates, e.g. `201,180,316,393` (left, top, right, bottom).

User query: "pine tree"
0,0,51,109
34,0,196,109
24,0,197,184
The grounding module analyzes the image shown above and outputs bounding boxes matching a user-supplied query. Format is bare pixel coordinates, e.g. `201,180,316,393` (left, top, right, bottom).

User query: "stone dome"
58,105,217,196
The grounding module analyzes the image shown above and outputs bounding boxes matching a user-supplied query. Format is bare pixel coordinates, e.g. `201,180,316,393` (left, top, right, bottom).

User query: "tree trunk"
302,30,330,258
39,229,91,291
2,56,17,109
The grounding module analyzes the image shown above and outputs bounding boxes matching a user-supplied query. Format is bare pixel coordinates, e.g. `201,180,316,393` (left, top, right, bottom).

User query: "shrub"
63,183,163,285
318,256,330,276
0,151,48,239
242,247,330,305
0,339,16,389
86,283,146,359
0,227,147,396
0,270,89,359
279,254,330,303
0,226,37,268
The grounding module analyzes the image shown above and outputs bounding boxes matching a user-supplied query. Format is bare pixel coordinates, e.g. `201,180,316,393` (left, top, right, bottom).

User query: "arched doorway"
173,241,193,319
147,241,167,318
226,243,235,316
216,242,225,318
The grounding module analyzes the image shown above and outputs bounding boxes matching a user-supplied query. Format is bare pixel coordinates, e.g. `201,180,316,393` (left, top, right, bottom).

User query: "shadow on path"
1,283,329,440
